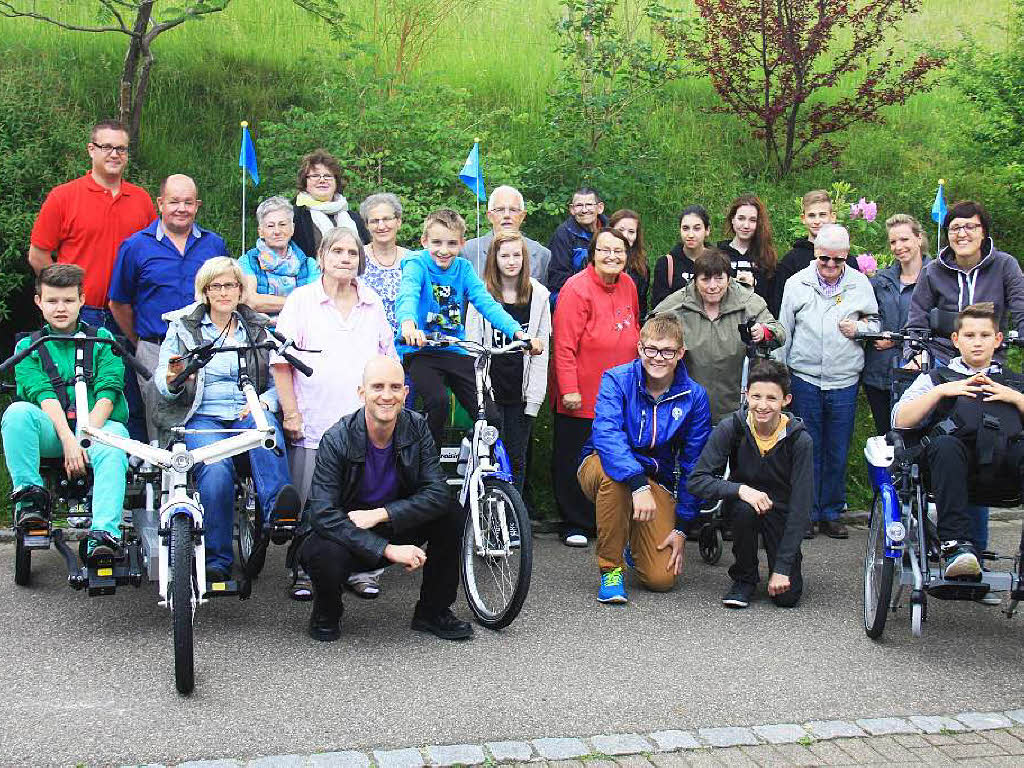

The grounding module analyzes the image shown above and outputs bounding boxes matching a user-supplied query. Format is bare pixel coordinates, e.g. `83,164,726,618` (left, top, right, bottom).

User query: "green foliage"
259,78,529,243
0,61,96,319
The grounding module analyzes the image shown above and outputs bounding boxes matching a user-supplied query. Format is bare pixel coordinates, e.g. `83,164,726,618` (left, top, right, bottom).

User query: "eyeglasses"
572,202,598,211
641,345,680,360
91,143,129,156
368,215,398,226
489,206,523,215
948,222,983,235
817,255,847,264
595,247,627,257
306,173,335,182
207,282,240,293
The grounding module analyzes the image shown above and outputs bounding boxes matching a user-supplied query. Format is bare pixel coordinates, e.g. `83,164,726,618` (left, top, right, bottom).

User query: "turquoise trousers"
2,402,128,536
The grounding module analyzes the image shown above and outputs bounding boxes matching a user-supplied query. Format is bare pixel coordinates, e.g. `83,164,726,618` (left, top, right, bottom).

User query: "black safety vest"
26,324,100,420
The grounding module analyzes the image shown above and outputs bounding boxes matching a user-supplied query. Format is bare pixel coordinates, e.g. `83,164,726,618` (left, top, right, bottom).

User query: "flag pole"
474,137,482,244
936,178,944,255
241,121,248,252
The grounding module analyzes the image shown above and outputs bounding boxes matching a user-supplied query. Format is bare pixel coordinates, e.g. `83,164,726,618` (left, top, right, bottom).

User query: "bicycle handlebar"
0,334,151,380
168,334,318,390
422,332,531,355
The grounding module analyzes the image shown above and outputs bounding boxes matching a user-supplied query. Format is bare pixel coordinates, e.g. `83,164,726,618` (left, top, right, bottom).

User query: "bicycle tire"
14,530,31,586
461,477,532,629
698,523,722,565
863,495,895,639
235,478,266,576
170,514,195,695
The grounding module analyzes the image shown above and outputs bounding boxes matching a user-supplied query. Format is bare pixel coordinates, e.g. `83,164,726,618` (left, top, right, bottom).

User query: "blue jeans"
80,307,148,445
183,411,291,573
790,376,859,522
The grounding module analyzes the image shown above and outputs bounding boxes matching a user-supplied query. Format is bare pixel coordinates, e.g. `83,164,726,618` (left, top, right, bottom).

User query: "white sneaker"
564,533,589,547
979,592,1002,606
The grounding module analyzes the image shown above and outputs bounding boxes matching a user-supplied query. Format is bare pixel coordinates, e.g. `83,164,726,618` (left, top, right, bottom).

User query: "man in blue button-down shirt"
109,174,228,437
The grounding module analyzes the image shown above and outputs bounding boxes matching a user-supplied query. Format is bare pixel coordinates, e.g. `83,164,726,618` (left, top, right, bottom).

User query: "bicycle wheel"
461,477,532,629
863,495,895,639
14,531,31,586
235,478,266,577
698,523,722,565
170,514,195,695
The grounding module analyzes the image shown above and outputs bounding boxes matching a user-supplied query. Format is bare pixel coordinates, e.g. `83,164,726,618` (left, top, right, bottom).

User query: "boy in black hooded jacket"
689,359,814,608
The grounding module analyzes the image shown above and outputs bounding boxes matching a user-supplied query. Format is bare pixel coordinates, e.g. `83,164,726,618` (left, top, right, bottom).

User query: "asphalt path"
3,523,1024,767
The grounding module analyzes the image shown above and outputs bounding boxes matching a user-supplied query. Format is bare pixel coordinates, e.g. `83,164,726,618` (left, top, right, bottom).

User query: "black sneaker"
206,567,231,583
269,484,301,544
13,484,51,528
308,612,341,642
804,522,816,540
722,581,754,609
411,609,474,640
942,540,982,580
86,531,121,562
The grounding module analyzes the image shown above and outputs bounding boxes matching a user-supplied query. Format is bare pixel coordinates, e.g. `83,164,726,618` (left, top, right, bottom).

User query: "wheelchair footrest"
87,559,144,596
928,579,990,601
204,579,240,598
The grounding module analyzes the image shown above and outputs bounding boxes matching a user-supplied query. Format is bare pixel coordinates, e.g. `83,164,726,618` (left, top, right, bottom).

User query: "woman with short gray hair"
239,195,321,316
359,192,409,333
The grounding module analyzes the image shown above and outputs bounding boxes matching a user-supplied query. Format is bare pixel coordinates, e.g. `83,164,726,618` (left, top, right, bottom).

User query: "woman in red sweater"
552,227,640,546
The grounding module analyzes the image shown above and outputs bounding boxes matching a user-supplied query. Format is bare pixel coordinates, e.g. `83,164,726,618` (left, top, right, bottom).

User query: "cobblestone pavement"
142,711,1024,767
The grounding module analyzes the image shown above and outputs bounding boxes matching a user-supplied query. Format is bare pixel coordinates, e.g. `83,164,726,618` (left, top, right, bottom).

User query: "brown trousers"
577,453,678,592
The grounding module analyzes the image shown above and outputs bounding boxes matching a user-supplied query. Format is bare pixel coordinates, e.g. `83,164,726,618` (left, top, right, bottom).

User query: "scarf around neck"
256,239,304,296
296,191,358,237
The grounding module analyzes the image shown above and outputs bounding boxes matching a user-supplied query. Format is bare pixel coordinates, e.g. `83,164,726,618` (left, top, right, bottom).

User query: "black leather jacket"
300,408,450,565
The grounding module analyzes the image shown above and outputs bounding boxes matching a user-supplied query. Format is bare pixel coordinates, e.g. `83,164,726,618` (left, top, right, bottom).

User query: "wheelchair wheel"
911,595,926,637
14,531,31,586
863,497,895,639
235,478,266,577
698,523,722,565
169,514,195,695
461,477,532,630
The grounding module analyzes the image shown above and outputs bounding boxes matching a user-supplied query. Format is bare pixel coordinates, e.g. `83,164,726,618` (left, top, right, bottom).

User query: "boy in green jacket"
2,264,129,558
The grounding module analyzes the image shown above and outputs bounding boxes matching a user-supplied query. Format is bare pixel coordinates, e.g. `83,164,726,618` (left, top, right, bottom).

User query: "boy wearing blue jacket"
578,315,711,603
397,208,540,450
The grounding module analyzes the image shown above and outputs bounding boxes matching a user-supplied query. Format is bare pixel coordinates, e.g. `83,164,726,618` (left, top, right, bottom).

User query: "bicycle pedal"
205,579,239,597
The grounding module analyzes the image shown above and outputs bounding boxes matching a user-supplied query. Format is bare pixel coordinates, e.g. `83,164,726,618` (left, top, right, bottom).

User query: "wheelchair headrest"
929,308,958,339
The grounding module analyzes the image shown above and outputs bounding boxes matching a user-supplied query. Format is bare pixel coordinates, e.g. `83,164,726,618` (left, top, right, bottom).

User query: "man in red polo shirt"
28,119,157,441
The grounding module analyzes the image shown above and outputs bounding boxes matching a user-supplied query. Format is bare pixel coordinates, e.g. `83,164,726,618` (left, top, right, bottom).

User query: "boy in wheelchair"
1,264,129,560
893,302,1024,580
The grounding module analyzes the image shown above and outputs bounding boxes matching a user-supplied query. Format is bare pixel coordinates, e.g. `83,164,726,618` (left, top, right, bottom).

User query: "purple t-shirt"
358,440,401,509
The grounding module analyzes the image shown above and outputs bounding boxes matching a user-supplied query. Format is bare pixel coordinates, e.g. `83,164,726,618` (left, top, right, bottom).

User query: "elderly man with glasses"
774,223,880,539
576,314,711,604
460,185,552,286
28,119,157,442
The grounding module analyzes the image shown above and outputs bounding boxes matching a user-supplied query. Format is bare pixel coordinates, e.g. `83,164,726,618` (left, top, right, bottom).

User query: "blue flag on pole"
931,180,947,224
239,121,259,186
459,141,486,202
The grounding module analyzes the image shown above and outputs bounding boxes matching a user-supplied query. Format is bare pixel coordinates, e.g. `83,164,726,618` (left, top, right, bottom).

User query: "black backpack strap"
31,330,71,414
77,322,99,384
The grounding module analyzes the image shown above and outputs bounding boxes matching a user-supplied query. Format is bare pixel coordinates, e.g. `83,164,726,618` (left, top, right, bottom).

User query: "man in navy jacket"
578,315,711,603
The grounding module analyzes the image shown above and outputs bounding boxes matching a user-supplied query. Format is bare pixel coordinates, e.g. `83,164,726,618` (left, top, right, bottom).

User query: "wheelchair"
857,320,1024,639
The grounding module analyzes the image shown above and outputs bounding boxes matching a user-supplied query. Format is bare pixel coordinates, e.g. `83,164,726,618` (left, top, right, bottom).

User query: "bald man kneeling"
297,356,473,641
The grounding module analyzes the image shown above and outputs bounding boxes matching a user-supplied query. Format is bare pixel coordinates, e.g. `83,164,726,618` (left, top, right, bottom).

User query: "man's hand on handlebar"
873,338,897,351
401,320,427,348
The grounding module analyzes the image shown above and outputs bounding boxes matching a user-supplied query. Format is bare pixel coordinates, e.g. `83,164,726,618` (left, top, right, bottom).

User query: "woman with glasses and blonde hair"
654,249,784,425
465,232,551,497
153,256,299,583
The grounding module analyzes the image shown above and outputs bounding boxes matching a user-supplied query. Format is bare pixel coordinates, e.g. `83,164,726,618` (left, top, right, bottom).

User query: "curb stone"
139,709,1024,767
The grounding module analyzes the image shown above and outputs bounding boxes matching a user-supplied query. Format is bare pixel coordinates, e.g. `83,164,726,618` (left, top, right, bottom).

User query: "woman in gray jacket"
465,232,552,497
774,224,880,539
862,214,930,435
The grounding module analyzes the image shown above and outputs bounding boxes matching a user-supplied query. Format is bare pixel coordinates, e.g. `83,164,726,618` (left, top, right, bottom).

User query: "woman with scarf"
240,196,321,315
292,149,371,255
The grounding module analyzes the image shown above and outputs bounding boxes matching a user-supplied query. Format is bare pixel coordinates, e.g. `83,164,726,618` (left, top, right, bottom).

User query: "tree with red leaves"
685,0,944,177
